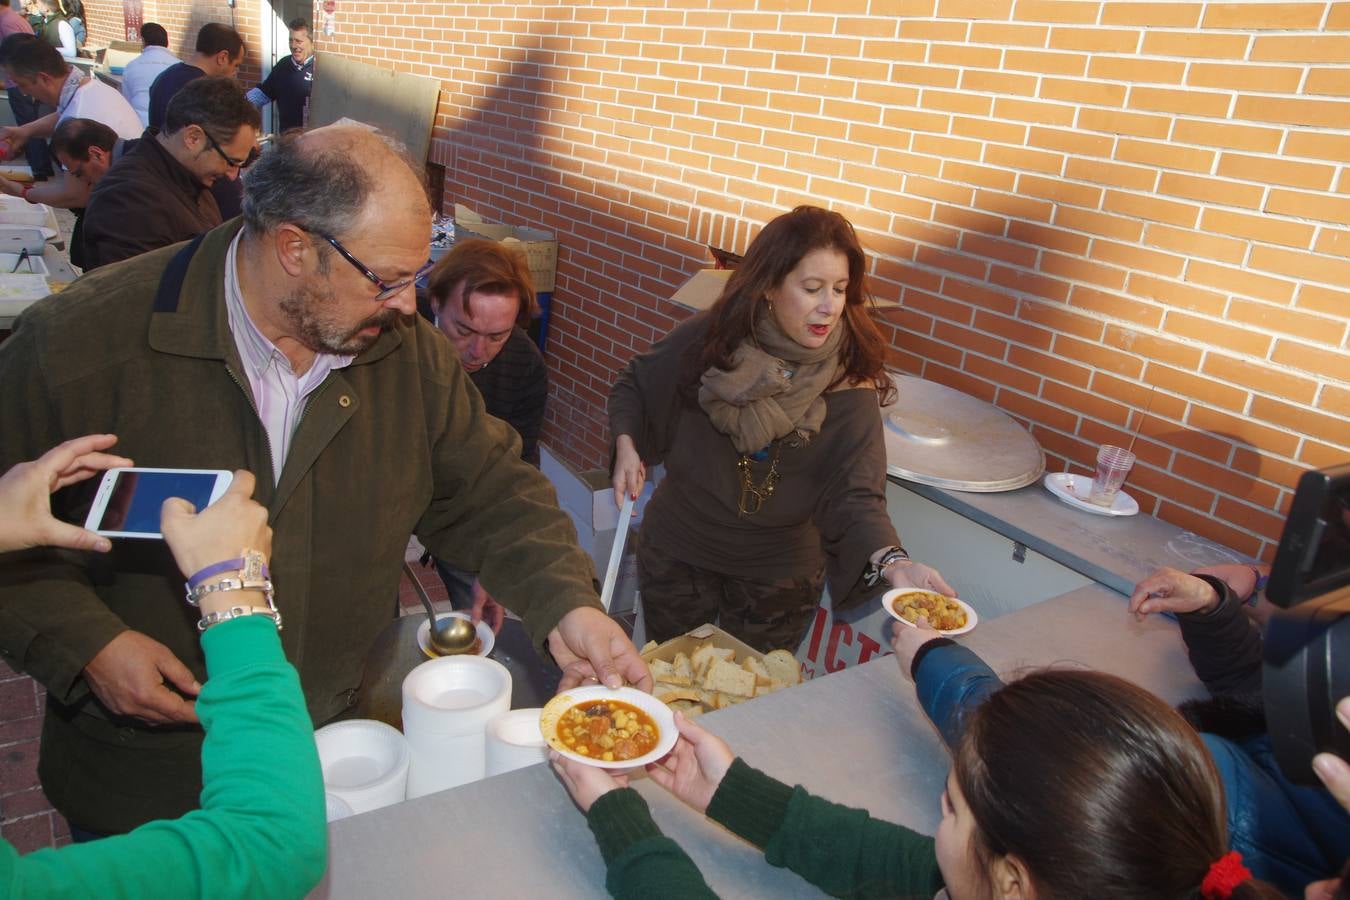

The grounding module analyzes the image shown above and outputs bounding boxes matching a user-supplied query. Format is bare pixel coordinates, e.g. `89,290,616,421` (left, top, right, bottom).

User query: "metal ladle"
402,561,477,656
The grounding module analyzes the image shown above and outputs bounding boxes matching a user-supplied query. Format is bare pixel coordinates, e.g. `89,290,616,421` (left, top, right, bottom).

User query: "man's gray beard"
278,283,399,356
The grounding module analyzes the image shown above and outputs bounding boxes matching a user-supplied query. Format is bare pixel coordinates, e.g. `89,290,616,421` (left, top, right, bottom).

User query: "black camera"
1263,462,1350,784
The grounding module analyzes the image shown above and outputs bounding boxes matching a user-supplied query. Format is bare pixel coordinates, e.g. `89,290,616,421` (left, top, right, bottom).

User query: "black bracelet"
864,546,910,588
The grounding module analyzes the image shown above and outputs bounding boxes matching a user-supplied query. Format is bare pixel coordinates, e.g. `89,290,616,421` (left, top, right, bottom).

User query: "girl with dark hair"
609,205,953,652
553,622,1287,900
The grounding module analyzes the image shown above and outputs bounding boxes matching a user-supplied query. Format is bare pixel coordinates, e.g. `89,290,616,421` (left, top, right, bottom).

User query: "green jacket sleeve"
0,313,129,700
707,758,945,900
586,788,720,899
0,616,327,899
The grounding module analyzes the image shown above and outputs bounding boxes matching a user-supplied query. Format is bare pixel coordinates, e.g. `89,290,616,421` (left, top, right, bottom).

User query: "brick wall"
86,0,264,83
313,0,1350,562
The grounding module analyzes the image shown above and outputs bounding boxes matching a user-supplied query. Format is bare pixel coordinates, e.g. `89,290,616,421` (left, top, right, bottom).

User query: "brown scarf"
697,312,844,454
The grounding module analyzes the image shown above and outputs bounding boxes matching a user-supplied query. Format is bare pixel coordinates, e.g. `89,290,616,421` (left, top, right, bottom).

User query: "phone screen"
92,471,226,535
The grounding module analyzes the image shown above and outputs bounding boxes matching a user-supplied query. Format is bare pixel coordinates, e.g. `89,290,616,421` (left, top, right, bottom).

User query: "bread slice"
691,643,735,680
742,655,773,685
656,687,702,704
704,656,756,698
763,649,801,686
671,652,694,686
650,658,679,684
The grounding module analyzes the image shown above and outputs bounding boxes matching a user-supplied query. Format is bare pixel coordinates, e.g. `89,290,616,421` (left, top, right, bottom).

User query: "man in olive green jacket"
0,124,648,834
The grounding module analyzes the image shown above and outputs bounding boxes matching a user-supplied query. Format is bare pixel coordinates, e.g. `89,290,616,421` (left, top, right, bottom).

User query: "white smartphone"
83,468,234,539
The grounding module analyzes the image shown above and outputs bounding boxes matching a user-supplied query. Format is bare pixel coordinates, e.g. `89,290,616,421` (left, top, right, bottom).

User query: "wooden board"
306,52,441,164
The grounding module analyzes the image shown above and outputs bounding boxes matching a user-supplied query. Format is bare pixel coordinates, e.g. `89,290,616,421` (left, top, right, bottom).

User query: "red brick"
1186,406,1301,458
1251,396,1350,448
1068,286,1163,329
966,354,1043,395
1090,372,1188,421
978,311,1057,353
1301,439,1350,469
1039,78,1126,107
1,815,53,855
1231,446,1307,492
990,265,1072,303
1235,96,1349,130
1043,380,1133,426
1203,354,1318,406
1041,251,1128,291
1185,262,1296,305
902,290,976,326
1103,190,1200,228
1030,125,1114,158
1103,325,1203,370
946,278,1019,316
1054,333,1145,378
1296,284,1350,317
923,363,999,404
1229,299,1347,347
997,388,1082,433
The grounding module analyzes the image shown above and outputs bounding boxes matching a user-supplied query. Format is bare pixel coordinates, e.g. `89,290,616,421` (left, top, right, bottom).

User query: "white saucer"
416,611,495,659
1043,472,1139,517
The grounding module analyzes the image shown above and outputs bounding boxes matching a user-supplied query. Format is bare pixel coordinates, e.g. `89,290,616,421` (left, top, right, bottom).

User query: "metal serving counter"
311,583,1204,898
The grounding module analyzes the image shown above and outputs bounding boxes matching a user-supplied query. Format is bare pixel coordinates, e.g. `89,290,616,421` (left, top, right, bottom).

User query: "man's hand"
82,631,201,725
645,712,734,815
0,433,133,554
469,578,505,634
549,606,652,692
1127,566,1220,619
884,558,956,597
891,618,945,682
550,751,629,813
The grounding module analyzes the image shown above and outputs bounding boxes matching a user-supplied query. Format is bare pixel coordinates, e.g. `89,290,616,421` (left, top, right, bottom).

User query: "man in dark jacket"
81,76,259,270
0,122,648,837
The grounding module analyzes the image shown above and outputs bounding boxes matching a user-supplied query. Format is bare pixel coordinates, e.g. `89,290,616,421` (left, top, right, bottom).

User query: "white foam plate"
882,589,978,636
540,685,677,770
0,224,56,241
1043,472,1139,517
415,611,494,659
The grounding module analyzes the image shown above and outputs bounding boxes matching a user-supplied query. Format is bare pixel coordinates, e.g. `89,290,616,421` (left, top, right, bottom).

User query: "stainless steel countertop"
893,478,1251,598
311,583,1203,899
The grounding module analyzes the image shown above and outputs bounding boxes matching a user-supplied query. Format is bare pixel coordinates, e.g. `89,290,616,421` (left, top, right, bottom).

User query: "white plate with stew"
540,686,677,769
883,588,978,636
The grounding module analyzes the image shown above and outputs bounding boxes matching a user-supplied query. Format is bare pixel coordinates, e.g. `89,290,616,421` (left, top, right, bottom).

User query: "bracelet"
198,605,283,633
864,546,910,588
185,551,270,606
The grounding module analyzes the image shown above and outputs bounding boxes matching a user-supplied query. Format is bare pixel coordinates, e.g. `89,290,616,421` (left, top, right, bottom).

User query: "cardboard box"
640,623,760,668
454,204,558,292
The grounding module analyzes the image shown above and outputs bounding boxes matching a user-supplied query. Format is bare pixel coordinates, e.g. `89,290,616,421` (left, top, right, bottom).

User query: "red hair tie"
1201,851,1251,899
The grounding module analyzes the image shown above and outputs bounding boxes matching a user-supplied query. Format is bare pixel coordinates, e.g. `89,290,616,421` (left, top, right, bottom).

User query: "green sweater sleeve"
707,758,945,900
0,616,327,899
586,788,719,899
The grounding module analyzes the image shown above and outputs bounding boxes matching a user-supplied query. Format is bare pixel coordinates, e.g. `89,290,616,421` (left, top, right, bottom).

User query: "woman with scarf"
608,206,954,653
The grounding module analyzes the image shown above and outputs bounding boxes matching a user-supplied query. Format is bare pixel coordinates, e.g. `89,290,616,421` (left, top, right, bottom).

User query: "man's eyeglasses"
200,127,261,170
309,230,434,302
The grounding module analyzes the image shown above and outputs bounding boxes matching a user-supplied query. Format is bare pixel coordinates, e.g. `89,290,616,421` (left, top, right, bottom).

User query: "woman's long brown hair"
953,669,1285,900
692,206,895,405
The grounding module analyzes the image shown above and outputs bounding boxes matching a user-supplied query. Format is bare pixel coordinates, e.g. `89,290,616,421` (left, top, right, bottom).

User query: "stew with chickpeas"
558,700,658,762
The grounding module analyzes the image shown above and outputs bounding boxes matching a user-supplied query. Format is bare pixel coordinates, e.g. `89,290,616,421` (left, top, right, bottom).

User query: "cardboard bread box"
453,203,558,293
641,624,802,713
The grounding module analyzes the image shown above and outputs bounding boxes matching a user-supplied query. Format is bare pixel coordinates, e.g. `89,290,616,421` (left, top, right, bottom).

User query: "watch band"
864,546,911,588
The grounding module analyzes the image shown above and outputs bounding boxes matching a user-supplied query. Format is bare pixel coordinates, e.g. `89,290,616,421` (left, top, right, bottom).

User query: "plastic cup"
1088,445,1136,507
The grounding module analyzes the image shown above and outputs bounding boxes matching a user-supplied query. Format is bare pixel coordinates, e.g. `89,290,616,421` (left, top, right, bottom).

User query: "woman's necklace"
736,441,782,517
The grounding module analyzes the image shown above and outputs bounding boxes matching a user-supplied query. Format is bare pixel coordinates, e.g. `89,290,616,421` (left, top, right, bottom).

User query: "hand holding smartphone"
84,468,234,539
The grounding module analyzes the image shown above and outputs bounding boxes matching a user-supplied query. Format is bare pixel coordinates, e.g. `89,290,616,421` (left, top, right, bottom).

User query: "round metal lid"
882,373,1045,493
